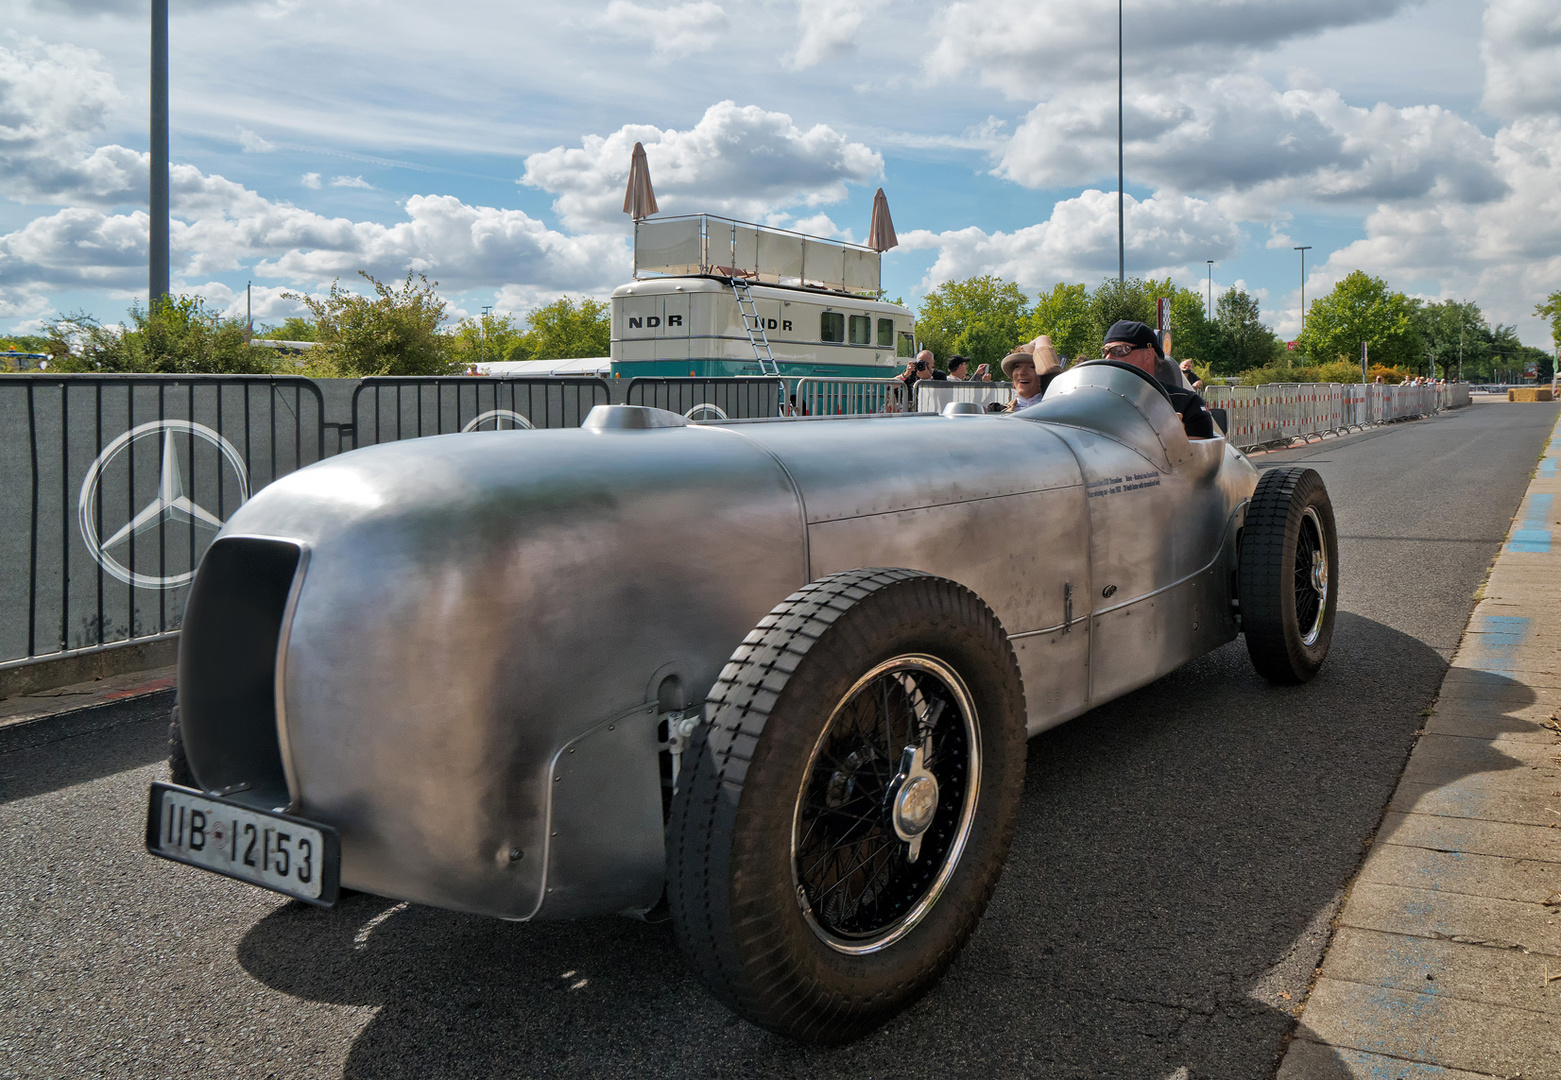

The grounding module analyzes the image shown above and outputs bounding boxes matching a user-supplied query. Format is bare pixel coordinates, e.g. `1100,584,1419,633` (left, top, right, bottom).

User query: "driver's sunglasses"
1101,343,1138,359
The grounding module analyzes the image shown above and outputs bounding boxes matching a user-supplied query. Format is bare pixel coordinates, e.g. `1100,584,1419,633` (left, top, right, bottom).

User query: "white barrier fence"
794,375,1471,447
1203,382,1470,445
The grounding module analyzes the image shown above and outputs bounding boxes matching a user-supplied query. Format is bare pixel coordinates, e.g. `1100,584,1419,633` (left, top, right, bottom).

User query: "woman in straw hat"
999,335,1064,412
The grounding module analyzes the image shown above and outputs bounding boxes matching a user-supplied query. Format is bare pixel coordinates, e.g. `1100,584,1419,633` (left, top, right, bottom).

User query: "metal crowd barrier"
0,375,327,670
793,376,912,415
917,383,1015,413
1202,382,1470,450
625,377,779,420
351,376,611,442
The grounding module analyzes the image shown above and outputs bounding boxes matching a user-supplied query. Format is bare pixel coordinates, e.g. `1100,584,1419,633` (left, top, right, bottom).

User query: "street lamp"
1206,260,1213,321
480,304,493,366
1293,246,1312,335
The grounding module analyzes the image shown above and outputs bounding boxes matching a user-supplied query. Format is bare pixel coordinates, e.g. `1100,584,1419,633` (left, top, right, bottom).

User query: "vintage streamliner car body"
148,360,1339,1043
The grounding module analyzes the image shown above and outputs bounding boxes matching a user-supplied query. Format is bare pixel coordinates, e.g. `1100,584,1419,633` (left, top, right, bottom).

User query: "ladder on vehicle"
730,278,781,379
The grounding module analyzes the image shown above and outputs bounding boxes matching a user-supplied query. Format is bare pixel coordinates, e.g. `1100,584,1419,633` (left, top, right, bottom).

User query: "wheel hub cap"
888,738,941,861
894,775,939,835
1310,548,1328,594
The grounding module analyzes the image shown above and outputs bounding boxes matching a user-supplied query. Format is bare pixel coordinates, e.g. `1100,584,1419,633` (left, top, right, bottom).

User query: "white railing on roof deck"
633,214,881,297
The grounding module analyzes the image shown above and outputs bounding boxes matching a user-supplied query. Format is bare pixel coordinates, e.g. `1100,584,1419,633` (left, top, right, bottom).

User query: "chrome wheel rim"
1296,506,1328,646
790,654,981,955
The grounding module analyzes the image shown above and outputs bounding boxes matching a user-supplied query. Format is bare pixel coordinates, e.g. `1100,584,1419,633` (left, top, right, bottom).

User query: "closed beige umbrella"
622,142,659,221
867,187,897,252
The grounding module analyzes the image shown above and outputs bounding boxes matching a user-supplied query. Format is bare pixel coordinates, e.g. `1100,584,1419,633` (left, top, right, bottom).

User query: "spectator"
947,356,993,382
1000,338,1063,412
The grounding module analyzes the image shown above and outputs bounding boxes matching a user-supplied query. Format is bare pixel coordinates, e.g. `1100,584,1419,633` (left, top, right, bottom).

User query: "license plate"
145,782,340,906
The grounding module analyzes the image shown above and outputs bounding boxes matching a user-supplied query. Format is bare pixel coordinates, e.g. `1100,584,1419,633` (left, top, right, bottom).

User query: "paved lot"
3,400,1557,1080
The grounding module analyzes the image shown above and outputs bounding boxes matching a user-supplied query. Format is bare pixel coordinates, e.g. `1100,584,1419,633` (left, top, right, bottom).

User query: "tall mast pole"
150,0,170,306
1117,0,1124,284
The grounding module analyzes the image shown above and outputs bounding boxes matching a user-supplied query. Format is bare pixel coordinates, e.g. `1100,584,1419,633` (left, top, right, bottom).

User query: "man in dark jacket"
1094,320,1214,438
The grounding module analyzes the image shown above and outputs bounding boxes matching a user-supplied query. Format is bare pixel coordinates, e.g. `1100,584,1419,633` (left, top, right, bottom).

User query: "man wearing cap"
1093,320,1215,438
1000,336,1064,412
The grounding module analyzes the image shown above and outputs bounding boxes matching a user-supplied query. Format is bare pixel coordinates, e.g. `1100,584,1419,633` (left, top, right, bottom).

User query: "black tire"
1239,467,1339,683
167,701,195,787
667,568,1027,1043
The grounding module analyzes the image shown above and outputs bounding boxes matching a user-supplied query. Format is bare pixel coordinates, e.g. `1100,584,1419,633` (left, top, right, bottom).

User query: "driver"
1095,321,1215,439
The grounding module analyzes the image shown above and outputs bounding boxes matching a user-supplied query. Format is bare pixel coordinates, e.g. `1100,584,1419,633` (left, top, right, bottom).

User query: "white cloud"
997,75,1507,213
926,0,1413,93
300,172,321,189
789,0,890,69
899,189,1240,292
1481,0,1561,119
598,1,728,58
1308,114,1561,334
0,178,631,299
521,100,883,231
237,128,275,153
330,175,373,189
0,40,142,208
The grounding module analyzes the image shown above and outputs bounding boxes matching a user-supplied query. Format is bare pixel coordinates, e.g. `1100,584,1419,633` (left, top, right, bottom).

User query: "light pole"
1206,260,1213,321
150,0,170,306
1293,245,1311,335
1116,0,1125,285
480,304,493,366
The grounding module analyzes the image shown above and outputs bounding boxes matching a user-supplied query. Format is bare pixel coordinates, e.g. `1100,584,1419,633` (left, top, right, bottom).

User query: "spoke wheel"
1239,467,1339,683
668,569,1026,1044
793,655,980,954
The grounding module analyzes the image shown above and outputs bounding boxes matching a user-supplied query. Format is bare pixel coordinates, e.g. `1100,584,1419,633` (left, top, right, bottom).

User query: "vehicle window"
898,331,915,358
877,318,894,347
821,312,844,343
849,315,871,345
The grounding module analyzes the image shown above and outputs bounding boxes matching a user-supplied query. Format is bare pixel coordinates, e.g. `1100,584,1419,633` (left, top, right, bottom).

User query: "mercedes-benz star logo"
78,419,250,590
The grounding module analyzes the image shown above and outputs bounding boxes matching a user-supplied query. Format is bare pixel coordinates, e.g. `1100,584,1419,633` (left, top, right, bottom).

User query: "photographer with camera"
888,350,946,411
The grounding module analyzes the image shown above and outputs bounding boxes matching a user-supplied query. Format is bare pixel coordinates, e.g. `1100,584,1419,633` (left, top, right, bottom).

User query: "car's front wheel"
1239,467,1339,683
667,568,1027,1043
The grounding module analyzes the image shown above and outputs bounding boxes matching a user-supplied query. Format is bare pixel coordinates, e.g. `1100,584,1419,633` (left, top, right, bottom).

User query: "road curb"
1276,410,1561,1079
0,678,175,755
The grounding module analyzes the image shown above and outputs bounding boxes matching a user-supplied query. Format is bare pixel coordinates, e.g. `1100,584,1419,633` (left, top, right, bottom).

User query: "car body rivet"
508,848,523,862
554,775,562,782
1102,584,1118,598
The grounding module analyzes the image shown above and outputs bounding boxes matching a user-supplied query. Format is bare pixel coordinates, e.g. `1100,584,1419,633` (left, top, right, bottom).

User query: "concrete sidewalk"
1279,412,1561,1078
0,665,174,754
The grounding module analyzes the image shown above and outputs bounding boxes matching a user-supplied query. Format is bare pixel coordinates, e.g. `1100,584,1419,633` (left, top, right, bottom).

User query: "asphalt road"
3,400,1557,1080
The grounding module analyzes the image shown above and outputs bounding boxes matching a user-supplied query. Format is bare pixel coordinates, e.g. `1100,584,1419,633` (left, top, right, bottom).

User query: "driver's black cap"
1103,320,1164,358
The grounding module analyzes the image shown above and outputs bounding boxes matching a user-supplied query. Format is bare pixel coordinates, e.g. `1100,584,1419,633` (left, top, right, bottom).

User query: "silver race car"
147,361,1338,1042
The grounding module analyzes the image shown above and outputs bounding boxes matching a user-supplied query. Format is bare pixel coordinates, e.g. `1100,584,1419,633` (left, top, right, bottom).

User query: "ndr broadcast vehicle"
146,360,1339,1044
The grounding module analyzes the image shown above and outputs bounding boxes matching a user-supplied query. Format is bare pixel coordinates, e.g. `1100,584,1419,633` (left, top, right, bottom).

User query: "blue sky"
2,0,1558,348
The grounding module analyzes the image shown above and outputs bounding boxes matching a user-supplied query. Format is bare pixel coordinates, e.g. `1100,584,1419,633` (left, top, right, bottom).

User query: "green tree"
45,296,274,374
1414,299,1487,380
450,312,531,367
1294,271,1421,370
284,271,457,377
516,297,609,360
1086,276,1173,335
1027,283,1094,361
1165,287,1219,370
1534,291,1561,354
1214,287,1282,373
915,276,1031,367
257,317,318,342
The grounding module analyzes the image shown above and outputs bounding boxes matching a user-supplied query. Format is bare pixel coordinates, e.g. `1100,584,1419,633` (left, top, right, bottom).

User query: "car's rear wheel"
667,568,1027,1043
167,701,194,787
1239,467,1338,683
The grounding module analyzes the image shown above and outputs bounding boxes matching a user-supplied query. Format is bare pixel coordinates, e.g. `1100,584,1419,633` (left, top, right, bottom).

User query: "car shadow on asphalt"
234,612,1535,1080
0,709,167,805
